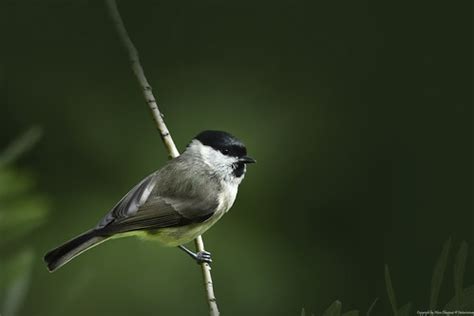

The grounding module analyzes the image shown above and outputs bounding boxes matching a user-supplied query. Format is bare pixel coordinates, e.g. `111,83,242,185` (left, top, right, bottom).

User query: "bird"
44,130,255,272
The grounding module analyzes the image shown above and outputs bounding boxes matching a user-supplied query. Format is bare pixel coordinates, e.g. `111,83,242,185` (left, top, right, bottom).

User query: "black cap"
194,130,247,157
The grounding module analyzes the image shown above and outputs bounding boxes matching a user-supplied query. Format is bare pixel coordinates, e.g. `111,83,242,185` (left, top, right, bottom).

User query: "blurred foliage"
0,127,42,168
384,239,474,316
429,238,452,310
303,239,473,316
1,249,34,316
0,169,49,247
301,300,359,316
0,128,49,316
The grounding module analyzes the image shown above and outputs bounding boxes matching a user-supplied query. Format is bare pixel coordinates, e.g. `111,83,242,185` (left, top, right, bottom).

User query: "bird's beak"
239,156,256,164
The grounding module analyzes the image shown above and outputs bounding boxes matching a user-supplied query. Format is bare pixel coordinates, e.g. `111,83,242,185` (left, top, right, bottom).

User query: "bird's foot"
178,245,213,264
195,250,212,264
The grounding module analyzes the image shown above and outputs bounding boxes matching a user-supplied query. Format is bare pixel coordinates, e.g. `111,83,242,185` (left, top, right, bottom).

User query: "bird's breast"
217,181,239,214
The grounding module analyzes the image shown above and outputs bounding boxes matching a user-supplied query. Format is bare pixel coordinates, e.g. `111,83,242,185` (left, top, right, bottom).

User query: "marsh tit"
44,130,255,272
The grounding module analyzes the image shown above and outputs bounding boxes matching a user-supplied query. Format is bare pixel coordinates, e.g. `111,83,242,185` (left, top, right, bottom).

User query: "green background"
1,1,471,315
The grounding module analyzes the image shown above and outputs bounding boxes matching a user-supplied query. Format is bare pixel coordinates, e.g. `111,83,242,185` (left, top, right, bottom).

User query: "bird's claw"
195,250,212,264
177,245,212,264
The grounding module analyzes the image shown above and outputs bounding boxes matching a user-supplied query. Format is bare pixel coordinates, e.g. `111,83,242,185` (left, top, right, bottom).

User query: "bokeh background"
0,1,472,315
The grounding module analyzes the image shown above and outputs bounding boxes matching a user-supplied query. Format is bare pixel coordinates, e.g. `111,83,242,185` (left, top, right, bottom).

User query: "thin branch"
104,1,219,315
195,233,219,315
104,0,178,159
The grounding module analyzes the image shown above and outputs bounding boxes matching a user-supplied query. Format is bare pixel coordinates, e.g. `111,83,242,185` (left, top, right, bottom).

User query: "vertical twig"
104,1,219,315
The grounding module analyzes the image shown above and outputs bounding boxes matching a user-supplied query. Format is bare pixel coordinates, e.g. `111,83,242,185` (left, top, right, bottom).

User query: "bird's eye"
222,149,229,155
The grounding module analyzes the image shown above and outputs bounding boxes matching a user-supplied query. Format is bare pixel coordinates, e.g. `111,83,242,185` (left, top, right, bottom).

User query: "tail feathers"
44,230,108,272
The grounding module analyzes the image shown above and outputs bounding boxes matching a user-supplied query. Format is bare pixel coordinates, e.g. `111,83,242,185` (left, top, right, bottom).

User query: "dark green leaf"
0,169,34,200
0,249,34,316
398,303,412,316
453,241,468,309
444,285,474,311
0,196,49,246
0,127,42,168
384,265,398,316
322,300,341,316
366,297,378,316
430,237,452,310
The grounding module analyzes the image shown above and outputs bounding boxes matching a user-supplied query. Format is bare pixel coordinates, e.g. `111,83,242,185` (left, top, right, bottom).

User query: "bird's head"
185,130,256,182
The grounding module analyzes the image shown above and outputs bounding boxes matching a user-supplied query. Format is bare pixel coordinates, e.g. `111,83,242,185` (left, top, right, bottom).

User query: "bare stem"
104,1,219,315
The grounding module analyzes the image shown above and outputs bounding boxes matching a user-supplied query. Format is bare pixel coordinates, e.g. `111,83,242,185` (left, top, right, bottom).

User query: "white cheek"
202,146,236,168
187,141,240,177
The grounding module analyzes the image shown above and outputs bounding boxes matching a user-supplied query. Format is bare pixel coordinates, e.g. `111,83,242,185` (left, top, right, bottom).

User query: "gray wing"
95,171,218,234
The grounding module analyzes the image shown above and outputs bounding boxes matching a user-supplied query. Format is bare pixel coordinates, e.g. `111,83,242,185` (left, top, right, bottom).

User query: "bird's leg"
178,245,212,264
